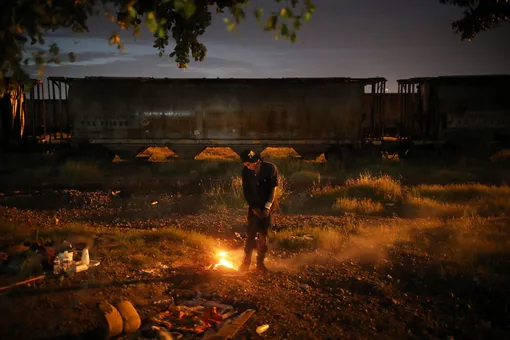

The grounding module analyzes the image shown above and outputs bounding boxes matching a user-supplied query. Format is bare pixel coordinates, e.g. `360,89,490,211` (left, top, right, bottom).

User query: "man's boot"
255,234,269,274
238,251,252,272
255,256,268,274
255,248,269,274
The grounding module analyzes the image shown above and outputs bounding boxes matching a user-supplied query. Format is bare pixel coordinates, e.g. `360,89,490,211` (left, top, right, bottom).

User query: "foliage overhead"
0,0,316,96
0,0,509,96
439,0,510,40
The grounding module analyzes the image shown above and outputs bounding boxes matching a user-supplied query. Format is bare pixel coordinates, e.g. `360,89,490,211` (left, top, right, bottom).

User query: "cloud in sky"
21,0,510,91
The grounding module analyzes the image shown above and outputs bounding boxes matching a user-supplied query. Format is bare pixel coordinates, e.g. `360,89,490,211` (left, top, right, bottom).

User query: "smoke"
265,223,419,272
212,216,483,273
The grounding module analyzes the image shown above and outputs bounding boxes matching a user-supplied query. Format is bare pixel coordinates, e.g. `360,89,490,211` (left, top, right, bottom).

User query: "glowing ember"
213,251,237,270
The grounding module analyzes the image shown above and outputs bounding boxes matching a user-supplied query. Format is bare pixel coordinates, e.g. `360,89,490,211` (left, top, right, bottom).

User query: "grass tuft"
59,161,103,180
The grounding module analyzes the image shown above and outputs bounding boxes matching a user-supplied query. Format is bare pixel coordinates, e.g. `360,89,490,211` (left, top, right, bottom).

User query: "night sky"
27,0,510,92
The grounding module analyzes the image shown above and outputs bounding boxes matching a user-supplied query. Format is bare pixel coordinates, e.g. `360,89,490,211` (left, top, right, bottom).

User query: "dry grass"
403,196,468,218
490,149,510,165
344,173,403,201
270,215,510,268
333,197,384,215
203,176,246,211
0,221,218,269
307,173,510,218
203,174,289,211
58,160,103,180
270,226,347,252
411,183,510,203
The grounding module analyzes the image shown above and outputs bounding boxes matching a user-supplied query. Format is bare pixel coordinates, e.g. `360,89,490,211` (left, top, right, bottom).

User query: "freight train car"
396,75,510,159
65,76,387,161
0,78,43,149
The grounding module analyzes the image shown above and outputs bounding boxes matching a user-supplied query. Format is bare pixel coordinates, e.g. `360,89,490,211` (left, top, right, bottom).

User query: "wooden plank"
212,309,256,339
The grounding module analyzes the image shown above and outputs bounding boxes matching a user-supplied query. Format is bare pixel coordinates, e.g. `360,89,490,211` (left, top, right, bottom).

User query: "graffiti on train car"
447,111,510,129
80,119,130,128
138,111,193,117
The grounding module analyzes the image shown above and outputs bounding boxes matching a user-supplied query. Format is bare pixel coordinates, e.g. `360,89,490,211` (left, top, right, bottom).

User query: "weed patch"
58,161,103,180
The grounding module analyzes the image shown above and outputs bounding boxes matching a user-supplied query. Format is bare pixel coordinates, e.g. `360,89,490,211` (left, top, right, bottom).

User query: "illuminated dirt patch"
137,147,176,162
195,147,240,161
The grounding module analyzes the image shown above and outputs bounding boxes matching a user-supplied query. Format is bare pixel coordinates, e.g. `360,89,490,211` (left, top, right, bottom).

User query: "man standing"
238,150,279,274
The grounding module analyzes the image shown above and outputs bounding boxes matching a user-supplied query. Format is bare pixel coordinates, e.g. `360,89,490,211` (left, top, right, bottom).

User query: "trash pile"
0,239,100,291
100,296,259,339
52,240,100,276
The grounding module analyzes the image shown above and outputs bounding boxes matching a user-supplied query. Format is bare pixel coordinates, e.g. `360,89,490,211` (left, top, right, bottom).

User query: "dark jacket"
241,160,279,212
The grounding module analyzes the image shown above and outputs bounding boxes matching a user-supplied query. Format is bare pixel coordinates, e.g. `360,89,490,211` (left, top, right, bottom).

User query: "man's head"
240,150,261,170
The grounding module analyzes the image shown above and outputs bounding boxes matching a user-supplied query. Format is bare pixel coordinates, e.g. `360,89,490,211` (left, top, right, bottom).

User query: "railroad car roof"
397,74,510,85
4,77,43,85
48,76,386,85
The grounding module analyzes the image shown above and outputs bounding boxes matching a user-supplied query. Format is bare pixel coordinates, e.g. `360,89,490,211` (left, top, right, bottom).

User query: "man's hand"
252,208,263,218
261,208,270,218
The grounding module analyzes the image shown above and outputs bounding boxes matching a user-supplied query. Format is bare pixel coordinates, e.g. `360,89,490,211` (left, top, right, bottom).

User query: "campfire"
206,251,238,272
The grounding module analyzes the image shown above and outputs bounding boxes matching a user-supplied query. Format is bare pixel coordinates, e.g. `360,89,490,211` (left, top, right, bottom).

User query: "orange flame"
214,251,236,270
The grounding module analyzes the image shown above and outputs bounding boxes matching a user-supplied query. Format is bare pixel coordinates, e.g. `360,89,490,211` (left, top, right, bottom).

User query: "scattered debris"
214,309,256,339
152,298,175,307
299,283,310,291
290,234,314,240
142,262,169,276
0,274,46,292
142,296,255,339
98,301,124,338
256,324,270,334
53,244,100,276
115,298,142,334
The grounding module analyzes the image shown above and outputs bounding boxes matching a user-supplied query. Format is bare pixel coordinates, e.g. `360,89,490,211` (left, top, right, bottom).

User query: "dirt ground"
1,148,510,340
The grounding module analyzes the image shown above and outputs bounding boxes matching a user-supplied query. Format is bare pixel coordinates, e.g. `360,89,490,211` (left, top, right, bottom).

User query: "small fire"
213,251,236,270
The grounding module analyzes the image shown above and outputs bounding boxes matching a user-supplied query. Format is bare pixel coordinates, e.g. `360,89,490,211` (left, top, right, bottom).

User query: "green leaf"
290,32,297,43
176,0,196,19
68,52,76,62
146,16,158,33
128,6,137,19
281,23,289,36
254,7,263,20
293,18,301,30
157,27,165,38
49,43,59,55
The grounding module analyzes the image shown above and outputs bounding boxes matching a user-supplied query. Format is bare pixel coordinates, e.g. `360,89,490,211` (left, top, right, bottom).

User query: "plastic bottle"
152,298,175,307
75,263,89,273
81,247,90,265
62,251,70,271
53,256,61,275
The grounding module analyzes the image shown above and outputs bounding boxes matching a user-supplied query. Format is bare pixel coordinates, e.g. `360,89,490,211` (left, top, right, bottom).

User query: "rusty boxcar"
7,74,508,163
396,75,510,158
65,76,387,160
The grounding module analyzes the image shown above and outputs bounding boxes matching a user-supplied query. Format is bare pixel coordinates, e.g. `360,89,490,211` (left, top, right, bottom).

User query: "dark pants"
244,206,273,265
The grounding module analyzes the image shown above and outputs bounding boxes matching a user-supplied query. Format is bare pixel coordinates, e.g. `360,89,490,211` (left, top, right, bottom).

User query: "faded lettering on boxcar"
80,119,130,128
138,111,193,117
447,111,510,129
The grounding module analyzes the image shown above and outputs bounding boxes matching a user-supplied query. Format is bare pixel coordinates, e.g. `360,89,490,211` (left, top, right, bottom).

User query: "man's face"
244,161,258,171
